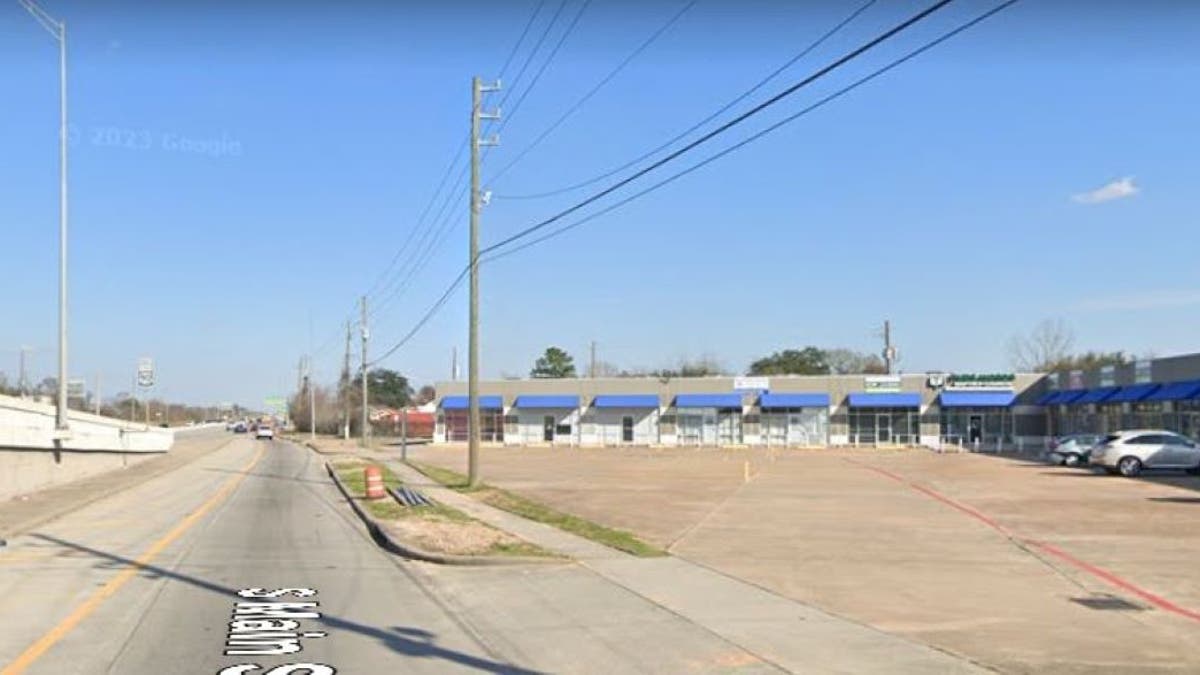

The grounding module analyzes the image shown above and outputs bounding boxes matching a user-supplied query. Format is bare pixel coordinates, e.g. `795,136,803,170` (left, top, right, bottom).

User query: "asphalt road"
0,435,783,675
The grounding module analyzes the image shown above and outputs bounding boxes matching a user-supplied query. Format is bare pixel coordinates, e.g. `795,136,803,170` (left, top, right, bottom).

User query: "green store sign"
945,373,1015,391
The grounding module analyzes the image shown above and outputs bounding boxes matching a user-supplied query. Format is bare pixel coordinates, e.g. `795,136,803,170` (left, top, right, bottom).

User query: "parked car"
233,422,247,433
1088,430,1200,477
255,424,275,440
1046,433,1104,466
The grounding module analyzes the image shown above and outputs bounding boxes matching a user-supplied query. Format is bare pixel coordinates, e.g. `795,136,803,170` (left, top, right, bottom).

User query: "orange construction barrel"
364,466,386,500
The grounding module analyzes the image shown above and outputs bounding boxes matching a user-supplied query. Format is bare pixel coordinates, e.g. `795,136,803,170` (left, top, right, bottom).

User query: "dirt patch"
385,512,522,556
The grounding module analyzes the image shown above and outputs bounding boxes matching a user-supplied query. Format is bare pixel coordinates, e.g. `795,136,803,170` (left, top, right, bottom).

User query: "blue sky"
1,0,1197,407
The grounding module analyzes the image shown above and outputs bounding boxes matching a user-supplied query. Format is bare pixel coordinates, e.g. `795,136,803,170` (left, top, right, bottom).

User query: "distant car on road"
255,424,275,440
233,422,247,433
1089,429,1200,477
1046,433,1103,466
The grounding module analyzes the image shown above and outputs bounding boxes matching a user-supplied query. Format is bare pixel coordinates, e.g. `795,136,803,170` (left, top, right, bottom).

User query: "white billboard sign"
733,376,769,392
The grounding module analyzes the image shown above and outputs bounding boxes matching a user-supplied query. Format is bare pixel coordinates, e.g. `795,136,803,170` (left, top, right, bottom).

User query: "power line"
485,0,698,187
483,0,1021,265
495,0,549,84
494,0,880,200
480,0,957,258
494,0,570,115
361,0,548,302
367,0,1019,367
487,0,593,141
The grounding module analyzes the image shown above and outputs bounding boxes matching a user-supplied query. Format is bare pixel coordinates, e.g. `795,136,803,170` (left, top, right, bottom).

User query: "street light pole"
18,0,70,433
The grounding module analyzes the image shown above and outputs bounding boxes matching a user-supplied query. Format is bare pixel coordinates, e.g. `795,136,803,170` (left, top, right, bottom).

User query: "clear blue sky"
2,0,1197,408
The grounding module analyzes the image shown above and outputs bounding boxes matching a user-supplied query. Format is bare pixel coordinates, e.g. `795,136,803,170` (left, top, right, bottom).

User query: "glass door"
543,416,554,442
622,416,634,443
876,413,892,444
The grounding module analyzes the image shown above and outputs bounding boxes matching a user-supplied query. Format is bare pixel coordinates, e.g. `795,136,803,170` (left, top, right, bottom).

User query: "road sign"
264,396,287,412
67,379,85,399
137,357,155,388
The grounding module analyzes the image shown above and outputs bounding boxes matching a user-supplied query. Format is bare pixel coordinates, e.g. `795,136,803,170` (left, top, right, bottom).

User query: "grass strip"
407,461,666,558
333,463,554,557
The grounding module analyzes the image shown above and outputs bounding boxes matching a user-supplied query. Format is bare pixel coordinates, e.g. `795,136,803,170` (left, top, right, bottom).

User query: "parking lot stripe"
845,457,1200,625
1027,541,1200,623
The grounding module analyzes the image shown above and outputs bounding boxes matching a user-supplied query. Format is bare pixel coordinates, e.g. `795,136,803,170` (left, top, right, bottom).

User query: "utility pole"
590,341,597,379
306,356,316,441
451,346,458,381
360,296,369,448
342,321,351,440
129,373,136,424
882,319,897,375
468,75,500,488
18,346,30,397
94,372,100,415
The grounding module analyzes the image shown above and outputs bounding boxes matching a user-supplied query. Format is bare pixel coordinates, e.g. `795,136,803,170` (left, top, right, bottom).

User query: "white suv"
1089,430,1200,477
255,424,275,441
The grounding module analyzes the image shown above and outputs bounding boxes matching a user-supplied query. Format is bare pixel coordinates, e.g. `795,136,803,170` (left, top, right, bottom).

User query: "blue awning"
1108,383,1161,403
939,391,1016,408
1051,389,1087,405
440,395,503,410
514,395,580,409
759,393,830,409
1035,391,1058,405
1075,387,1120,404
1144,380,1200,402
847,392,921,408
592,395,659,408
675,393,743,408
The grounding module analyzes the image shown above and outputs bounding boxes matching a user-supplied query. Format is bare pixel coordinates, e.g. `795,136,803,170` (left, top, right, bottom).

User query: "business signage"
1135,360,1152,384
733,376,769,392
1068,370,1083,389
1099,365,1116,387
264,396,287,412
944,373,1015,391
864,375,902,393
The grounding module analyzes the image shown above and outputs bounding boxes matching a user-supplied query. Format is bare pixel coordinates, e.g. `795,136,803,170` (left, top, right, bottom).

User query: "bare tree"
1007,318,1075,371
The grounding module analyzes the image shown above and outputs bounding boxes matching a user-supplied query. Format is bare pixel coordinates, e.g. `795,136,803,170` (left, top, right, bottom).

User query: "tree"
530,347,576,378
35,376,57,396
824,348,888,374
1051,351,1132,372
414,385,436,405
352,368,413,408
748,347,829,375
1007,319,1075,372
650,354,727,378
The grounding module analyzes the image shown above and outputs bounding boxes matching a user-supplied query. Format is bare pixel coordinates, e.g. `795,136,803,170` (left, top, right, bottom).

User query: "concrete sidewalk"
0,430,235,539
376,454,984,674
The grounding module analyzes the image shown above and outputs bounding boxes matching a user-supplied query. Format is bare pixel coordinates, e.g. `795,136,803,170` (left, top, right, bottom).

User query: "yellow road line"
0,444,266,675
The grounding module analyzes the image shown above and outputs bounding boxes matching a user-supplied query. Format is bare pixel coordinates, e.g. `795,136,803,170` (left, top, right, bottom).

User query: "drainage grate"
1071,595,1146,611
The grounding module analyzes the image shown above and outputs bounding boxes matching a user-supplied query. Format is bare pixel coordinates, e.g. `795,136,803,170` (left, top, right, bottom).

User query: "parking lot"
406,444,1200,673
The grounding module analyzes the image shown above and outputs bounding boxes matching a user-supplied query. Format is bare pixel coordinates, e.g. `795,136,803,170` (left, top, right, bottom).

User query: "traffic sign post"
137,357,154,388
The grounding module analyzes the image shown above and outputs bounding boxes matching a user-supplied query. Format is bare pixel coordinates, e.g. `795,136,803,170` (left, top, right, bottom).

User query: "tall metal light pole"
18,0,70,433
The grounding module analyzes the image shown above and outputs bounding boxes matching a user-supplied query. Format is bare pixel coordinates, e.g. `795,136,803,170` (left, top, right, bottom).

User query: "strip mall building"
432,352,1200,448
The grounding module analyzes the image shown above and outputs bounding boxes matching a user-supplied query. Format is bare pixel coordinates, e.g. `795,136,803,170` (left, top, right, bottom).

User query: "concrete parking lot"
406,444,1200,673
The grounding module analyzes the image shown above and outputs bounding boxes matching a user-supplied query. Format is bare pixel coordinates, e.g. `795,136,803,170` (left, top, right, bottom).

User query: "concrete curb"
323,461,562,566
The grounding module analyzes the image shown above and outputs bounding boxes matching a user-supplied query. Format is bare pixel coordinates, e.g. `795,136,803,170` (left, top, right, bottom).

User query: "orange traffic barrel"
364,465,386,500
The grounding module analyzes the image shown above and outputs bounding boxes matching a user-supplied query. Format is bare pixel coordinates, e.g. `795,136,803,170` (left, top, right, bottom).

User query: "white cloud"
1071,176,1138,204
1076,289,1200,312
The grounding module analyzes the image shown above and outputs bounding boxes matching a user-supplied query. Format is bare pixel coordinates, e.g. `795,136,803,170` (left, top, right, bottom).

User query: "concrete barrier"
0,393,175,502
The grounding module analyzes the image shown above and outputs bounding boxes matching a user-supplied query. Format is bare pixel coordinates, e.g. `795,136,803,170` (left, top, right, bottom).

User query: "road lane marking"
845,457,1200,624
0,444,266,675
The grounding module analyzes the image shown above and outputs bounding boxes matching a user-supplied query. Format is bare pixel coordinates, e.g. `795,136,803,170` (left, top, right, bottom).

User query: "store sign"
944,373,1015,391
1068,370,1083,389
1099,365,1116,387
1135,360,1152,384
733,376,769,392
926,373,946,389
864,375,902,393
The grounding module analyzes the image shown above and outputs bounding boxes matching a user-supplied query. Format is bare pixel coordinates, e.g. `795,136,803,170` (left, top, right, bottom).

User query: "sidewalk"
0,431,235,539
372,452,984,674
